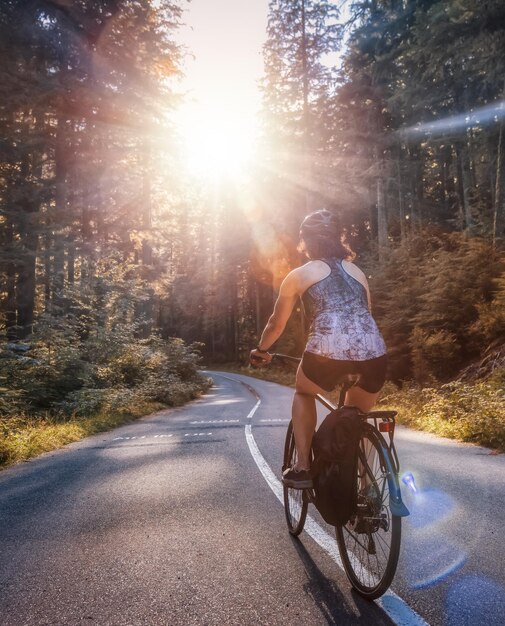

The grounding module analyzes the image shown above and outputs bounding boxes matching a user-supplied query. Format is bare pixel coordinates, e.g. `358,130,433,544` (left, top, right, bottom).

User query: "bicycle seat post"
338,376,358,408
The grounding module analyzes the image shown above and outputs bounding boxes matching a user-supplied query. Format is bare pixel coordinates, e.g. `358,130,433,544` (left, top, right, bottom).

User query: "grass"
0,381,213,470
0,401,165,469
379,374,505,452
211,362,505,453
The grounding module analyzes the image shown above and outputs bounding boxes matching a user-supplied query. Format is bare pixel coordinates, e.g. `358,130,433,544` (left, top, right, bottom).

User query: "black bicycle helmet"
300,209,340,238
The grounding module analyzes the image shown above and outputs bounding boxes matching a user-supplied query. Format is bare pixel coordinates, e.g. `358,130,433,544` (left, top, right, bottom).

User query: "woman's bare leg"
345,385,381,492
291,364,324,471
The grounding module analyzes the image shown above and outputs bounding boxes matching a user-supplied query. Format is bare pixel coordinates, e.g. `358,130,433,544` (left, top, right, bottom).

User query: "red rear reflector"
379,422,393,432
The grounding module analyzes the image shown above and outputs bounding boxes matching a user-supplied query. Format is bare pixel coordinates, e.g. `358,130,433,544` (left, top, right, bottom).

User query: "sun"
177,103,256,181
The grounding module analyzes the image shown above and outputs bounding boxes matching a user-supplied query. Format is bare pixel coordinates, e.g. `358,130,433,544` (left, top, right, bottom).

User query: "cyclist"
250,210,387,489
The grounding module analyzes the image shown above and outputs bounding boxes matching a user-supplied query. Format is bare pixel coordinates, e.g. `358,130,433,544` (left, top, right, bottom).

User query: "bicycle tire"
282,420,308,536
335,423,401,599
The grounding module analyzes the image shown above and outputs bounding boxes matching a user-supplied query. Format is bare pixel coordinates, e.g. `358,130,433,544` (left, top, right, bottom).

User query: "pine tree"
0,0,185,342
261,0,341,222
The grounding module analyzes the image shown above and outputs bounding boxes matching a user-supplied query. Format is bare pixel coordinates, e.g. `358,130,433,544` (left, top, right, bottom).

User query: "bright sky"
175,0,270,178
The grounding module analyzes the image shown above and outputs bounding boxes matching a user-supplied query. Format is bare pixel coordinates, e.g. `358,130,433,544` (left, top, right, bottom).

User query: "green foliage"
471,271,505,345
410,327,461,383
380,372,505,451
15,317,93,409
260,0,343,233
370,232,505,382
0,326,209,421
0,327,211,468
56,389,110,418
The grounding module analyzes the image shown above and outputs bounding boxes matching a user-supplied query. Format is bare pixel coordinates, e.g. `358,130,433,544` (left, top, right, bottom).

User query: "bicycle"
273,353,409,600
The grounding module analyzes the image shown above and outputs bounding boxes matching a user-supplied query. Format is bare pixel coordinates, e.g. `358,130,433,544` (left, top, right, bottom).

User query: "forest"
1,0,505,460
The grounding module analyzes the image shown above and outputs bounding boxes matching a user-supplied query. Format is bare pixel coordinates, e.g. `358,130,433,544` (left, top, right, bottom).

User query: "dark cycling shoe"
282,467,313,489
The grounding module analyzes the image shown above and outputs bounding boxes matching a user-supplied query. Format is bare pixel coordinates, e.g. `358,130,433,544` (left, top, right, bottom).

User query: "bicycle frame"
274,354,408,597
271,352,409,518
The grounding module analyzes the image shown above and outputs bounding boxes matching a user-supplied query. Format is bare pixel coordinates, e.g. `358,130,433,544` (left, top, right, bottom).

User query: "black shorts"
301,351,387,394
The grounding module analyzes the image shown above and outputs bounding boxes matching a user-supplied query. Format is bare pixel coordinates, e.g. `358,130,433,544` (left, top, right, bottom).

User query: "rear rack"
366,411,400,473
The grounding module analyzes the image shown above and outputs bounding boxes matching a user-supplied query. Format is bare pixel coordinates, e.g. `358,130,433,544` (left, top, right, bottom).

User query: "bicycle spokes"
335,426,401,599
283,421,308,536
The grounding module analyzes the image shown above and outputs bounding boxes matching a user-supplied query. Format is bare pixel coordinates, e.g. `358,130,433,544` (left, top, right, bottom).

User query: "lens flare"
401,472,418,494
402,536,466,590
400,99,505,137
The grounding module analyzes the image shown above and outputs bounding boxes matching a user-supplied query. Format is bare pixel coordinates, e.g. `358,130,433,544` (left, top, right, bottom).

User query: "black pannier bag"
311,406,363,526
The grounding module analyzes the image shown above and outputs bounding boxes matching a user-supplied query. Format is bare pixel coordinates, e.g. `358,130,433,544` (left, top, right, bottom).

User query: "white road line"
113,433,215,441
236,377,430,626
190,419,240,424
259,418,290,423
246,399,261,420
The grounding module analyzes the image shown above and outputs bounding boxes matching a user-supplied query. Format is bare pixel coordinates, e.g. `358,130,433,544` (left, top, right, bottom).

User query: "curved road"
1,371,504,625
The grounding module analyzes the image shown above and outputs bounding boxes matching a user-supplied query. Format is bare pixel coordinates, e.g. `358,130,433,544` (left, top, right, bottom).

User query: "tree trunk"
455,141,472,233
5,220,17,340
67,238,75,285
375,148,388,259
16,231,37,338
493,120,505,244
15,152,37,339
300,0,311,214
441,143,456,223
53,112,67,309
405,143,423,231
396,148,406,241
141,139,153,266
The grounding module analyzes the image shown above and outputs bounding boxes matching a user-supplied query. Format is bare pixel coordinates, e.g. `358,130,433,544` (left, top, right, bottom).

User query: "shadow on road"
290,535,396,626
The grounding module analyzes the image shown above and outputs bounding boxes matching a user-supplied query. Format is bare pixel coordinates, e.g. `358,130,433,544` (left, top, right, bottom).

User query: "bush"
0,326,208,420
380,374,505,451
56,388,110,417
410,327,461,383
136,373,208,406
368,231,505,382
0,318,93,410
470,271,505,347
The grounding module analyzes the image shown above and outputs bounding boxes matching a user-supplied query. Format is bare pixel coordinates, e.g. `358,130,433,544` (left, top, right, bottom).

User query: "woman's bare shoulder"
291,259,329,278
286,260,330,293
342,259,367,280
342,260,370,295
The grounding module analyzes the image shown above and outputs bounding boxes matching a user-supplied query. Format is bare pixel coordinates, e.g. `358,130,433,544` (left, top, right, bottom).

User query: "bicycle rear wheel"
335,424,401,599
283,420,308,536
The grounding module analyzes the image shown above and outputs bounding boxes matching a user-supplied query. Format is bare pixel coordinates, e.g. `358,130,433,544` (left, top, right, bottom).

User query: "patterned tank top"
301,258,387,361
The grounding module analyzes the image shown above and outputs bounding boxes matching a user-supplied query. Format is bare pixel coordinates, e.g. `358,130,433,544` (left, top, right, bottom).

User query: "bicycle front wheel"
335,424,401,599
282,420,308,536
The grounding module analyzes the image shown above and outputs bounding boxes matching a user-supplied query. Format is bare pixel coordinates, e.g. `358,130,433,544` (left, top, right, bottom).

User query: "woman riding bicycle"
250,209,387,489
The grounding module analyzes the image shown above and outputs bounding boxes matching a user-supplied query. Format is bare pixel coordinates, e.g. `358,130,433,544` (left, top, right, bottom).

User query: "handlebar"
271,353,301,365
248,351,301,367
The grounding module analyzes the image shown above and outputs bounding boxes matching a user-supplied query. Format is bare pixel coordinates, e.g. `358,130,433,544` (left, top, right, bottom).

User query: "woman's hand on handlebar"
249,348,273,367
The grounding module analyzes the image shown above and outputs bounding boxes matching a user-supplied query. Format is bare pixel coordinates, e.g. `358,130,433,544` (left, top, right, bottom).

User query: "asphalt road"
1,371,504,626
